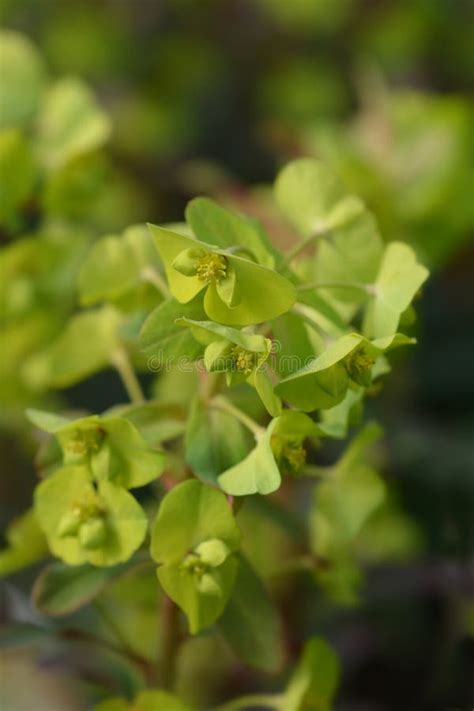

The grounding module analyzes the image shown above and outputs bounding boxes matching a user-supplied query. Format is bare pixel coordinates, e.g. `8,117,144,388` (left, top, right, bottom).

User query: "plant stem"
200,370,222,402
211,395,264,438
157,594,181,689
279,227,328,268
303,464,334,478
141,266,170,297
111,348,145,404
214,693,283,711
297,281,372,294
291,302,339,338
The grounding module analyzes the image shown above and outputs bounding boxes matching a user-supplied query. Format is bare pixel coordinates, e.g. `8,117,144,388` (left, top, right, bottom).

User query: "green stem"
200,371,222,402
302,464,334,478
141,266,170,297
214,693,283,711
211,395,264,438
111,348,145,404
291,302,337,338
157,594,180,689
297,281,372,294
279,227,328,268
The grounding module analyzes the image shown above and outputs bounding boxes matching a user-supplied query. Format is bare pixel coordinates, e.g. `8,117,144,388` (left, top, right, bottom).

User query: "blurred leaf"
185,397,253,485
0,508,48,577
0,623,49,649
38,77,111,169
284,637,340,711
25,306,122,389
0,129,38,226
186,197,276,267
275,157,362,237
0,30,46,129
79,225,161,307
363,241,429,338
35,466,148,567
218,555,284,671
32,561,131,616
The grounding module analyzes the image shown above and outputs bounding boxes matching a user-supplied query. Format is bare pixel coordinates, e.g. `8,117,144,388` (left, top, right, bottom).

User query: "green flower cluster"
29,410,164,566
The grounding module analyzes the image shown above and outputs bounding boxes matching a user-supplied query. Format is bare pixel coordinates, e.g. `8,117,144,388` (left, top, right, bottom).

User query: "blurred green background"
1,1,473,709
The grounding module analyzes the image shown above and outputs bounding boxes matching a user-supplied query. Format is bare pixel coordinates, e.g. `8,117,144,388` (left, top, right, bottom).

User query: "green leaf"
25,306,122,388
150,480,240,565
95,689,194,711
0,129,38,225
318,388,364,439
35,466,148,567
363,241,429,338
186,197,276,267
32,562,129,616
271,312,315,377
94,700,129,711
284,637,341,711
0,623,49,650
0,31,46,129
249,367,282,418
218,555,284,671
133,690,193,711
38,78,111,169
275,157,361,237
149,224,296,325
79,225,162,307
218,420,281,496
176,318,270,355
148,225,206,303
204,253,296,326
0,509,48,578
185,398,253,485
140,296,206,366
109,400,186,446
26,408,72,432
157,556,238,635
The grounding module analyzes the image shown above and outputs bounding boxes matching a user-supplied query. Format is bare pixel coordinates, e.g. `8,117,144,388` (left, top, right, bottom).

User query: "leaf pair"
34,465,148,567
219,411,321,496
276,332,414,411
178,318,281,416
150,480,241,633
310,425,386,601
27,409,165,489
149,222,295,325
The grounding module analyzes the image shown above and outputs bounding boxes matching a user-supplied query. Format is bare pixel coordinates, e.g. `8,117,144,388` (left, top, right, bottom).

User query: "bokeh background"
1,1,473,709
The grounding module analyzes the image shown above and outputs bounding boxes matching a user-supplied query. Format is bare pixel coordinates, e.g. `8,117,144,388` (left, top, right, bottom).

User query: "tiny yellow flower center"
281,439,307,473
181,553,208,579
196,253,227,283
345,347,375,379
65,427,105,456
231,346,255,374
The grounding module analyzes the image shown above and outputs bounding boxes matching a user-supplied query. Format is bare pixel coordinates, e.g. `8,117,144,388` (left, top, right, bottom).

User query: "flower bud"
172,248,205,276
57,507,82,538
79,517,107,550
